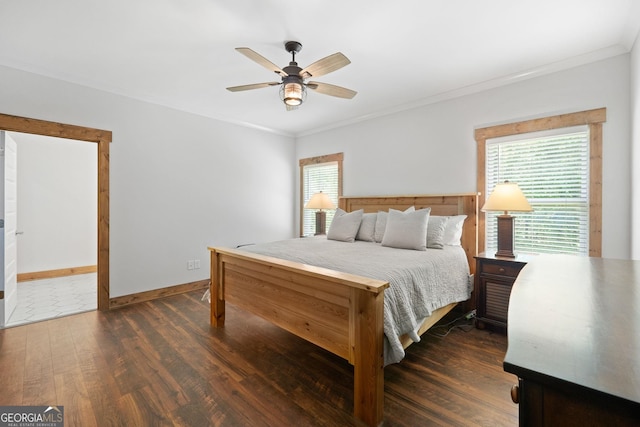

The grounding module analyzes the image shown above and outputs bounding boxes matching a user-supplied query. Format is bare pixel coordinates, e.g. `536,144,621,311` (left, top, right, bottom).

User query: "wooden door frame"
0,113,111,310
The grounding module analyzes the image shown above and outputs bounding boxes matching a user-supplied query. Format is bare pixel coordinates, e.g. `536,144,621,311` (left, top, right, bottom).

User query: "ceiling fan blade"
306,81,357,99
236,47,288,77
300,52,350,79
226,82,280,92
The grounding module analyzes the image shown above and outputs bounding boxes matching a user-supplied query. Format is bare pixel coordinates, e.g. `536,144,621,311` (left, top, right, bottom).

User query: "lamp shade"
305,191,336,210
482,181,532,213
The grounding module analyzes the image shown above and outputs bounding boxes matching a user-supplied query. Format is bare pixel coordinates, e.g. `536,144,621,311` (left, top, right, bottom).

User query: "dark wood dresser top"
504,255,640,406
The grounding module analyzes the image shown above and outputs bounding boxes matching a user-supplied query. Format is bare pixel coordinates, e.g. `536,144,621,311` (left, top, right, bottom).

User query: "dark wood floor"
0,291,518,426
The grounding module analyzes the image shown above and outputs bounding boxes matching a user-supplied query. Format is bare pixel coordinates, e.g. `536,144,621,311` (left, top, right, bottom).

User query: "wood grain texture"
209,193,478,426
109,279,209,309
0,112,112,310
475,108,605,257
474,108,606,140
210,247,388,363
351,286,385,426
299,153,343,237
588,122,603,257
339,193,478,275
17,265,97,282
97,137,110,310
0,113,112,142
0,291,518,426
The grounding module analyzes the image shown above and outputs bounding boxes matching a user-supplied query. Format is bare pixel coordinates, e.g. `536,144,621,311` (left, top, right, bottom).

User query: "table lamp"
482,181,532,258
305,191,336,235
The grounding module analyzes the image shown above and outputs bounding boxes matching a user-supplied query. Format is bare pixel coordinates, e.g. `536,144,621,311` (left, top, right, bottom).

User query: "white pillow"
327,208,364,242
442,215,467,246
356,212,377,242
381,208,431,251
374,206,415,243
427,216,448,249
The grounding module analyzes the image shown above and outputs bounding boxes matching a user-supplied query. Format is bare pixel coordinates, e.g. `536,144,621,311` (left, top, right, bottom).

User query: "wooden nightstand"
474,252,529,332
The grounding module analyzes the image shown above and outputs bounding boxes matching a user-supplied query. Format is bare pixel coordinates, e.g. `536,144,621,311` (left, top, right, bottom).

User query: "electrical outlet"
465,309,477,320
194,259,201,269
187,260,195,270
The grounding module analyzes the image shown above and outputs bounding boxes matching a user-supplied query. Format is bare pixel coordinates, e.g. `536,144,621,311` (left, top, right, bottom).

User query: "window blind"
302,161,339,236
486,128,589,255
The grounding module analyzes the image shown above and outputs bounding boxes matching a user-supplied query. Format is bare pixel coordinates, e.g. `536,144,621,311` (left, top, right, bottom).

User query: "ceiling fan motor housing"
283,64,303,78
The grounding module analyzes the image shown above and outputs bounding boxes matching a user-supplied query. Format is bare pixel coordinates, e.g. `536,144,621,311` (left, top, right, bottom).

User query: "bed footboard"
209,247,389,427
208,192,478,426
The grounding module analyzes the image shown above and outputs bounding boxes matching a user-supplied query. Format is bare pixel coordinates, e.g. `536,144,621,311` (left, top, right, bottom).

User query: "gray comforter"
240,237,472,365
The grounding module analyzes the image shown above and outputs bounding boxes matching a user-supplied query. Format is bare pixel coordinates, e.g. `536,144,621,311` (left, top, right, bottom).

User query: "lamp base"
495,249,516,258
314,210,327,235
495,214,516,258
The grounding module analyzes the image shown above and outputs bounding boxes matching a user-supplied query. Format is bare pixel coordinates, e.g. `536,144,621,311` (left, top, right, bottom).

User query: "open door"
0,131,18,326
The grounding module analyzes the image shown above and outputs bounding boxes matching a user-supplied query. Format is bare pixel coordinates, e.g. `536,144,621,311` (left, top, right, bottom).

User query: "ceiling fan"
226,41,357,111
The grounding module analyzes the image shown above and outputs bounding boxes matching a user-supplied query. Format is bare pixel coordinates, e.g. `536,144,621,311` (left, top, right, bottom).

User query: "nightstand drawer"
479,262,523,277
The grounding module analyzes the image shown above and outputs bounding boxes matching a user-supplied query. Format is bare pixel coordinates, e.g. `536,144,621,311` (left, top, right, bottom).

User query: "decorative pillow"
381,208,431,250
327,208,364,242
356,212,377,242
427,216,448,249
442,214,467,246
373,212,387,243
374,206,415,243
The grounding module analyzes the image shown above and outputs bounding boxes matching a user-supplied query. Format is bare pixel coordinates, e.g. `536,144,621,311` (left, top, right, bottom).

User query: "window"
476,108,605,257
486,128,589,255
299,153,343,236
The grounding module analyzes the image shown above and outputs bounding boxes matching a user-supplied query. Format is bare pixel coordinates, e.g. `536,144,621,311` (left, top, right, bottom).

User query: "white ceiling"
1,0,639,136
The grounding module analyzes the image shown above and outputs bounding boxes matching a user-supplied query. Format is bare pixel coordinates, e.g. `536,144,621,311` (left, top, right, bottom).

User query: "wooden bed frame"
208,193,478,427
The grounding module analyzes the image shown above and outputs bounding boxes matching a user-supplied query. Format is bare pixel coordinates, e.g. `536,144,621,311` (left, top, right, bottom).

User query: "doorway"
4,132,97,326
0,113,110,319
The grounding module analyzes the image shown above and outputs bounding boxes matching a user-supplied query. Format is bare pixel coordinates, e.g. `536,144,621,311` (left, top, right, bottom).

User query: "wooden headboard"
339,193,479,274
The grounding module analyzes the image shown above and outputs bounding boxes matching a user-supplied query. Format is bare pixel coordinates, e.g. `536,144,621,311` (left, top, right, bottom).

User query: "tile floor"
3,273,96,328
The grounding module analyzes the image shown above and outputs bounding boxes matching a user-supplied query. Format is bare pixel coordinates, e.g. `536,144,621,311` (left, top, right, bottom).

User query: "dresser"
504,255,640,426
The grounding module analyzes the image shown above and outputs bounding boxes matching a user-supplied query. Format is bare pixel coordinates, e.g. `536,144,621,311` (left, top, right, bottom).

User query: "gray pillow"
327,208,364,242
427,216,448,249
381,208,431,250
374,206,415,243
356,212,377,242
442,215,467,246
374,212,387,243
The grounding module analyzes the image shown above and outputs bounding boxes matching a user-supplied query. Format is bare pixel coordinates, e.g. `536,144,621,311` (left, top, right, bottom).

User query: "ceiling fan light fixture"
280,79,306,108
228,41,355,110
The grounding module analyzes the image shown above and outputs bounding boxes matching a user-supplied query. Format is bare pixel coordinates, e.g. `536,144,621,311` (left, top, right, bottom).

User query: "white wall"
11,132,97,273
0,65,296,297
631,33,640,260
297,55,631,260
0,48,633,302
